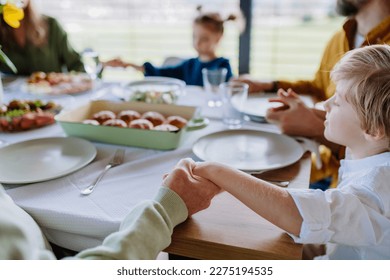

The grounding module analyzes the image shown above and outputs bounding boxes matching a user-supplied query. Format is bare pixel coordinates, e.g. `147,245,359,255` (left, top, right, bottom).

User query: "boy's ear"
364,127,386,141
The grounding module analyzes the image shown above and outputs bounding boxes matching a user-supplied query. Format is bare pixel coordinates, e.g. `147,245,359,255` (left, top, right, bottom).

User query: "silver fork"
80,148,125,195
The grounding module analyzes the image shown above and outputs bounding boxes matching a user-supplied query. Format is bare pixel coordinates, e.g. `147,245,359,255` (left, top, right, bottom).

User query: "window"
36,0,240,80
250,0,344,80
36,0,344,81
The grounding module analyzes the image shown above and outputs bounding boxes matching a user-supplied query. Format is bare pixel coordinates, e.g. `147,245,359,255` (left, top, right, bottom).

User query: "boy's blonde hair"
331,45,390,146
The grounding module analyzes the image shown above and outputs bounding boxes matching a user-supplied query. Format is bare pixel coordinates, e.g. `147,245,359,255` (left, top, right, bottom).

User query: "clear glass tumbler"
82,49,103,80
220,81,248,129
202,68,228,108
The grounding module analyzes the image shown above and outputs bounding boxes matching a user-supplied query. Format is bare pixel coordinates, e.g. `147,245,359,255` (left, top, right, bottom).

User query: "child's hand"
162,159,220,216
102,59,145,72
102,58,128,68
192,162,210,179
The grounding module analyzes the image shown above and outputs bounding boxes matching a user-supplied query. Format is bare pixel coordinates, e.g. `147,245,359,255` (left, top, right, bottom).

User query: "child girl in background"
106,6,235,86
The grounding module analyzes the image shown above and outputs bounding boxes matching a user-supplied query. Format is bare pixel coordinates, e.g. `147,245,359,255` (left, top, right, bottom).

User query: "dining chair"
162,56,185,67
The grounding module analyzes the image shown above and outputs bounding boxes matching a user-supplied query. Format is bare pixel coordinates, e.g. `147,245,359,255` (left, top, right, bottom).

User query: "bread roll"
82,119,100,125
165,115,187,129
102,119,127,128
118,110,141,124
129,119,154,130
153,124,179,131
141,111,165,126
93,110,116,124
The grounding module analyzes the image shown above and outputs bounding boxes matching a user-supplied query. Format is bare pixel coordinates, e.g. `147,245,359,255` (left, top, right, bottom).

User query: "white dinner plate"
0,137,97,184
140,76,186,86
22,73,93,96
192,130,304,172
126,76,186,90
232,93,313,122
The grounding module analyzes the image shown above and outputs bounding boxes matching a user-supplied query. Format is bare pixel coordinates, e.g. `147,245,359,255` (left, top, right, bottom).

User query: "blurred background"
34,0,343,81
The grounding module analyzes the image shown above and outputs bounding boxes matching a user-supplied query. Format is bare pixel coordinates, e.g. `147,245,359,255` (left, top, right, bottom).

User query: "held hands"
162,159,220,216
103,58,145,72
266,88,325,138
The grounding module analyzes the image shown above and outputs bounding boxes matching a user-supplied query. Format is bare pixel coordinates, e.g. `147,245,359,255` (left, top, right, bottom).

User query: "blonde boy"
191,45,390,259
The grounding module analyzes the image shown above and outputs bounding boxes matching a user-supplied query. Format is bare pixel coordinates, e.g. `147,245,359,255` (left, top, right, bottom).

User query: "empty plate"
192,130,304,172
0,137,97,184
232,93,314,122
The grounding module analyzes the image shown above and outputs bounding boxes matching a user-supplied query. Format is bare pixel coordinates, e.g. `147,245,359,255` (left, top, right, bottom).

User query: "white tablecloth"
2,80,279,251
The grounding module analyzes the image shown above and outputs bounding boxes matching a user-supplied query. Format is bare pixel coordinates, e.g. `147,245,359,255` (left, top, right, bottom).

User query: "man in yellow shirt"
237,0,390,188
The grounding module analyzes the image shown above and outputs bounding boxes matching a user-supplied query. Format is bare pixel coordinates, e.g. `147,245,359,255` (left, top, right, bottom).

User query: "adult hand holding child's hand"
163,158,220,216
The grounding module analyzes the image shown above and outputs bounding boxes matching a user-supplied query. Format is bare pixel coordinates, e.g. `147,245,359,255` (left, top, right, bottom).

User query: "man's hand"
232,74,273,93
162,158,220,216
265,88,325,138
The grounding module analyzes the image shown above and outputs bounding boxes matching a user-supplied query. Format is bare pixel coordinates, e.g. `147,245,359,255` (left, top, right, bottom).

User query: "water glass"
220,81,248,129
202,68,228,107
82,49,103,80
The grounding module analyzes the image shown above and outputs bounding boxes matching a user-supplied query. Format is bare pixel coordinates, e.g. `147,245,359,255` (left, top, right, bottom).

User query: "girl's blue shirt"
143,57,233,86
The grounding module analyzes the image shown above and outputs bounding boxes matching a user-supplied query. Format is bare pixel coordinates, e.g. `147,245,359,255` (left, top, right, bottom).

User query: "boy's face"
323,80,365,148
192,24,222,56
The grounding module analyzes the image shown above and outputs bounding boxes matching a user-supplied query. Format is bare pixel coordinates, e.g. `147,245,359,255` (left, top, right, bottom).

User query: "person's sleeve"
277,74,326,101
143,61,185,80
287,188,390,246
71,187,188,260
277,32,344,101
0,187,56,260
51,18,85,72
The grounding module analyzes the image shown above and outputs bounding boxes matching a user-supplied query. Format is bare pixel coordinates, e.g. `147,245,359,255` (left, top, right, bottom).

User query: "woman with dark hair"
0,0,84,75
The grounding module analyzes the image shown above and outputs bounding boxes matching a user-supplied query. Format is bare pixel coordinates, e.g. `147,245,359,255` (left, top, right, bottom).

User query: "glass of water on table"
220,81,248,129
202,68,228,108
82,48,103,80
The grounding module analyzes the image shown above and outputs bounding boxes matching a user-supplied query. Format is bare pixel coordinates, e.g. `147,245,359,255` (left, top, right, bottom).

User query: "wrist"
194,162,207,176
265,81,278,93
273,81,279,92
154,187,188,226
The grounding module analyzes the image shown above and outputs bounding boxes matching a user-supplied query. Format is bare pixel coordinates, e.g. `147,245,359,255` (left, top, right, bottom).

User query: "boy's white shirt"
287,150,390,259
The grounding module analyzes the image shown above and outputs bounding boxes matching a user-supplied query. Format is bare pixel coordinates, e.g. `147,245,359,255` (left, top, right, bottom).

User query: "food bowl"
125,77,186,104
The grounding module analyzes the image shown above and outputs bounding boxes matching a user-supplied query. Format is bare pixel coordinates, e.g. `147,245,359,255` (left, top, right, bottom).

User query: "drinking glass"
82,49,103,80
202,68,227,107
220,81,248,129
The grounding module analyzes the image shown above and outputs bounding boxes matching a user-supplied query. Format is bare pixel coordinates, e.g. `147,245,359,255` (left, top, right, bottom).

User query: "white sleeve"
287,188,390,246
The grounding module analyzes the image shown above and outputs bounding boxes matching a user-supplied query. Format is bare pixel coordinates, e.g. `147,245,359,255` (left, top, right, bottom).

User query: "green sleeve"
0,186,56,260
72,187,188,260
49,17,85,72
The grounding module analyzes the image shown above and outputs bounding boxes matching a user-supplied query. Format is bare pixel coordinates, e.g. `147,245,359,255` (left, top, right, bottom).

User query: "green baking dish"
55,100,197,150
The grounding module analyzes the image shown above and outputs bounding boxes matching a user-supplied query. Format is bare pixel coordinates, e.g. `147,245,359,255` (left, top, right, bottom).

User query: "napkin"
5,144,194,251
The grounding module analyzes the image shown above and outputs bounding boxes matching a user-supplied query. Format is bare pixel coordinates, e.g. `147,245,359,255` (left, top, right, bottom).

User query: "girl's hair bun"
225,14,237,22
